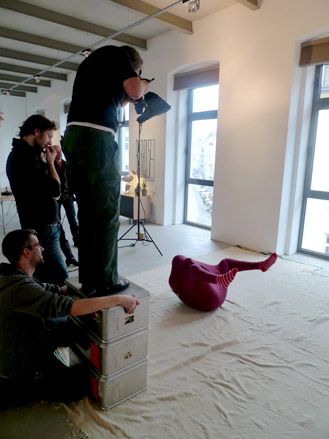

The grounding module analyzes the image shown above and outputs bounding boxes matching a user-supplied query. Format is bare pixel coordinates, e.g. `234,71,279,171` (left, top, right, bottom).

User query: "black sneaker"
91,280,130,297
80,284,96,297
66,258,79,267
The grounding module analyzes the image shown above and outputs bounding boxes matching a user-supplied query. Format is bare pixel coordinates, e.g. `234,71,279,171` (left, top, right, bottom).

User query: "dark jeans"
0,360,89,410
45,316,89,349
59,196,79,245
0,317,90,410
63,126,121,290
59,224,75,262
34,223,68,286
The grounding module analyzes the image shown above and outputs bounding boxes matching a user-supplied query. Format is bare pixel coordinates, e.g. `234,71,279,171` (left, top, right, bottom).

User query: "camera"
134,92,171,123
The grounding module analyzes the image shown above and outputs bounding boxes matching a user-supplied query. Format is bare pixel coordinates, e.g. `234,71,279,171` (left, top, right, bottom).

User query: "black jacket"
6,138,61,228
67,45,138,131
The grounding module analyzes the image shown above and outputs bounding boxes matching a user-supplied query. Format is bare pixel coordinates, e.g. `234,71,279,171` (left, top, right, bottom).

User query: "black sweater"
67,45,137,131
6,138,61,228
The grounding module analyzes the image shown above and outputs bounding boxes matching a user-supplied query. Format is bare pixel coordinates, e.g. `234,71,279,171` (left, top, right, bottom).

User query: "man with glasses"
0,229,139,408
6,114,68,285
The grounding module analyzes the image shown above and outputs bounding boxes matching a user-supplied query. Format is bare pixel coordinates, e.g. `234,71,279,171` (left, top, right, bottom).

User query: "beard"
35,254,44,266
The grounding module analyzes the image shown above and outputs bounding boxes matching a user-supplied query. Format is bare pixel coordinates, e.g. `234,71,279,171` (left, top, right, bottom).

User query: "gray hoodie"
0,263,73,377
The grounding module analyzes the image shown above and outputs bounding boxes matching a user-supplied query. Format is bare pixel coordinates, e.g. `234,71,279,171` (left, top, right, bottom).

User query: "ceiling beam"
0,47,79,71
236,0,260,10
110,0,192,33
0,80,37,92
0,0,147,49
0,73,51,87
0,26,83,54
1,89,25,97
0,61,67,81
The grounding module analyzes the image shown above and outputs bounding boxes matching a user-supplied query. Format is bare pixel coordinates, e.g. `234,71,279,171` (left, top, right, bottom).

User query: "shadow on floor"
0,402,84,439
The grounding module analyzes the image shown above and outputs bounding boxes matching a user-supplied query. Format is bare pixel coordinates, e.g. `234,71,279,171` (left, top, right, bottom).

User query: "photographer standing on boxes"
62,45,150,297
0,229,139,408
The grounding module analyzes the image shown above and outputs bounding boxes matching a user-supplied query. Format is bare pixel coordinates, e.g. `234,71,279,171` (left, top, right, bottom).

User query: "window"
298,64,329,259
63,101,71,114
35,109,45,117
184,84,219,228
117,103,129,175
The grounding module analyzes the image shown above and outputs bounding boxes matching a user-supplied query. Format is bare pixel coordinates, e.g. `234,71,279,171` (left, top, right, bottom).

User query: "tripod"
118,123,163,256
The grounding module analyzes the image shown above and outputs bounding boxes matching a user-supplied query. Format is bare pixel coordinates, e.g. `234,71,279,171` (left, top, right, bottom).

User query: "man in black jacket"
6,114,68,285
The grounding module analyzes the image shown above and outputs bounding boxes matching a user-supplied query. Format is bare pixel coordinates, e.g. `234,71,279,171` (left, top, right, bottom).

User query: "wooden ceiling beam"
0,47,79,71
0,26,83,54
0,0,147,49
0,80,37,92
110,0,193,33
0,73,51,87
0,88,25,97
236,0,259,10
0,61,67,81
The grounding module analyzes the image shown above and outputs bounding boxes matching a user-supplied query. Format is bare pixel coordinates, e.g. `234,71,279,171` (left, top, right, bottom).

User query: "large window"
117,103,129,175
184,84,219,228
298,64,329,259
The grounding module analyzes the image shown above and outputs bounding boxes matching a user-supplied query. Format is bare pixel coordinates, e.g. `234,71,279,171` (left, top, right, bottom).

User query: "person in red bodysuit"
169,253,277,312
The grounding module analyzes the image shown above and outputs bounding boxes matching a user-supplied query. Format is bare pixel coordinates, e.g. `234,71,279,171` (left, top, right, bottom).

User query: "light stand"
118,123,163,256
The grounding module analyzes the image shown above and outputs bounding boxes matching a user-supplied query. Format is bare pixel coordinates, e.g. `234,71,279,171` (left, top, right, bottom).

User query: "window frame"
117,104,129,176
297,64,329,260
184,86,218,229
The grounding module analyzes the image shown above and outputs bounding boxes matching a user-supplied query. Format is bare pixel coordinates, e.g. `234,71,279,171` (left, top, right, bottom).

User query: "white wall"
25,75,75,143
0,96,27,188
0,75,74,183
2,0,329,254
141,0,329,253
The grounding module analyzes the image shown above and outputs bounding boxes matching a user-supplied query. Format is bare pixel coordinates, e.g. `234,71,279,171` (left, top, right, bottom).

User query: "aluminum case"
89,359,148,410
66,278,150,341
72,325,149,375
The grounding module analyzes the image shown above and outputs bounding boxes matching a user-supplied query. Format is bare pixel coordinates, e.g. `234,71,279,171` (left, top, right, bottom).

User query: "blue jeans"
34,223,68,286
59,223,75,262
60,196,79,245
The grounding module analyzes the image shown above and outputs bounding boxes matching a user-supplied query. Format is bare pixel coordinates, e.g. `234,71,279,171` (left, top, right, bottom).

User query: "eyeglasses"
26,243,43,250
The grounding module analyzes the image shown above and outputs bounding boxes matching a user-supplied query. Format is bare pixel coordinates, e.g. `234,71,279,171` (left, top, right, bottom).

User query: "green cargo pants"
62,125,121,290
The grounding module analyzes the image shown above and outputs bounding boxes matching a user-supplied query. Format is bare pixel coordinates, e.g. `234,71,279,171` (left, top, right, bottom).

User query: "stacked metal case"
66,278,150,410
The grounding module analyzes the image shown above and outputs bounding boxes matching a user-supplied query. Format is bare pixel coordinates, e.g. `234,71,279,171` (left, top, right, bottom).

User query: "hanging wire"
5,0,190,94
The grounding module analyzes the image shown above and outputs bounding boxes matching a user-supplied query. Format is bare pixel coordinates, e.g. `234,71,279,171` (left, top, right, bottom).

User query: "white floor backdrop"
65,247,329,439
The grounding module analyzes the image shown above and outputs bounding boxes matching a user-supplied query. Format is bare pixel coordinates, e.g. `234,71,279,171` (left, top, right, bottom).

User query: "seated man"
0,229,139,409
169,253,277,312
